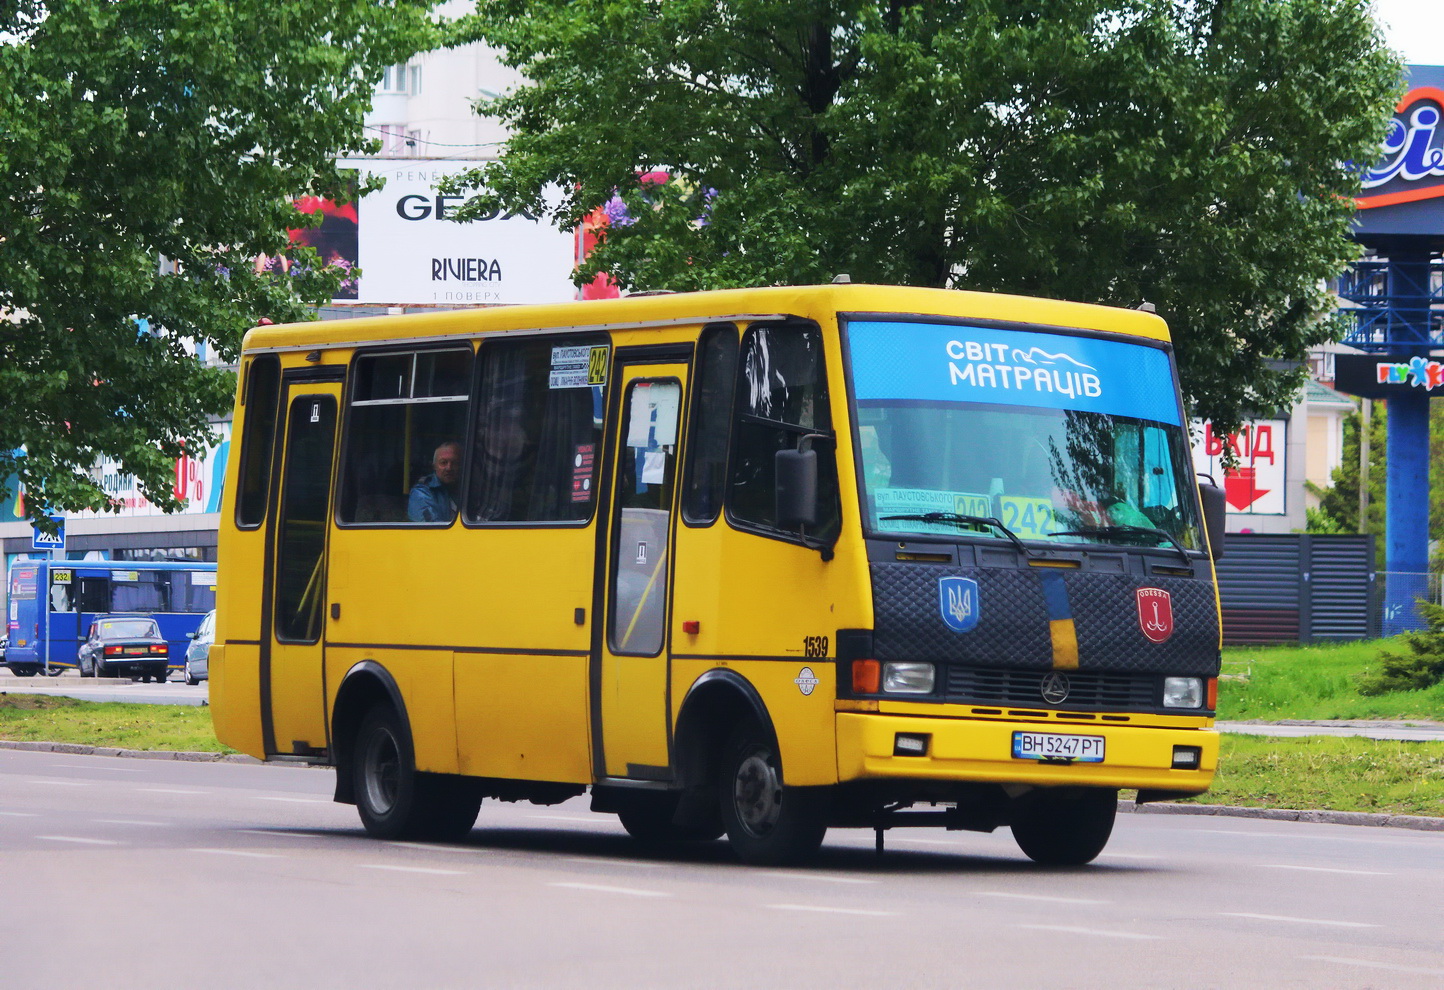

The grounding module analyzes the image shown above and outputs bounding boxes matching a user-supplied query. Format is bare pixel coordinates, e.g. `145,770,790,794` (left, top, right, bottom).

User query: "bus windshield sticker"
549,344,609,388
848,321,1180,426
113,570,139,582
189,571,216,585
875,488,989,532
571,443,596,502
52,569,72,584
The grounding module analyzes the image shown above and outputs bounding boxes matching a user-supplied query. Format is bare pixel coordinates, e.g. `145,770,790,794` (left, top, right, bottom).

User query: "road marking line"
0,811,38,817
386,841,482,854
564,857,664,868
95,819,167,827
1221,912,1378,929
530,815,605,824
25,779,88,786
190,848,285,859
139,788,207,795
1020,924,1160,940
550,882,669,898
1266,864,1390,876
768,904,897,917
1098,852,1161,860
38,835,120,845
239,829,325,839
359,864,467,876
254,795,329,804
981,892,1108,905
1301,955,1444,976
762,872,880,885
54,763,146,772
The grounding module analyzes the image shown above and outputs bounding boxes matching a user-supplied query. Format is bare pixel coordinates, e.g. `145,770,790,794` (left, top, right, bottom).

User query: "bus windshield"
847,319,1203,551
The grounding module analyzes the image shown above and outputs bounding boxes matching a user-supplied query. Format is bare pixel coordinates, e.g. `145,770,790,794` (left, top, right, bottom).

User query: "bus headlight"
1162,677,1204,709
882,662,935,694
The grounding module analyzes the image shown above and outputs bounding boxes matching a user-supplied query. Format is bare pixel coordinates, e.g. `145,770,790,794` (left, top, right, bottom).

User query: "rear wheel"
11,667,36,677
352,705,481,842
1011,788,1117,866
717,721,828,866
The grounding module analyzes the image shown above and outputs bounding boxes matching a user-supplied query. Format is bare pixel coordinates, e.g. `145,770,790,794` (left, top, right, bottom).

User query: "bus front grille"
946,666,1157,711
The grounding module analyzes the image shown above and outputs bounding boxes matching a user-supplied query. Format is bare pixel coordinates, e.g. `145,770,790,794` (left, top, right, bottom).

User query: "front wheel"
717,721,828,866
352,705,481,842
1010,788,1117,866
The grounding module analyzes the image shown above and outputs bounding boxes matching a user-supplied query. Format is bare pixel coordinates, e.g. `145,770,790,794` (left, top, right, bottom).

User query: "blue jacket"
407,474,456,522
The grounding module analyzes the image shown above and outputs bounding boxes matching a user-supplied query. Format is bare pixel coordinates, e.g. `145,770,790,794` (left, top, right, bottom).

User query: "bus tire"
1010,788,1117,866
717,720,827,866
352,705,480,842
616,792,724,844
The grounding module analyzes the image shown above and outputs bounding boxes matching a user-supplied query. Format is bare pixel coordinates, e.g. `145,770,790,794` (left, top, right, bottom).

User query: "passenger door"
261,381,341,757
595,360,689,780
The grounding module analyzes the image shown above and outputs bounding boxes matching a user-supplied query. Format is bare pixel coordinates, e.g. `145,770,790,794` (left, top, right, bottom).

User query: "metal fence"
1215,534,1376,646
1374,571,1442,639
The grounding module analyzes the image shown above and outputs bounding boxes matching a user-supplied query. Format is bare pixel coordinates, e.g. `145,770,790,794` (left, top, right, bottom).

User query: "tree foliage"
449,0,1400,433
0,0,438,520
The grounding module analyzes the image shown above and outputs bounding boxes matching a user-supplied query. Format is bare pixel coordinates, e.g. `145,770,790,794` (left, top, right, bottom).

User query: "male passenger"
408,441,462,522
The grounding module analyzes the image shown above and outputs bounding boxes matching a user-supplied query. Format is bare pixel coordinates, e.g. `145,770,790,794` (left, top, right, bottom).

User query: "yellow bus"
212,283,1226,866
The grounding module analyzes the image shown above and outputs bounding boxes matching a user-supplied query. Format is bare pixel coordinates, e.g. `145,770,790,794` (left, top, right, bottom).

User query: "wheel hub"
732,752,782,836
362,728,401,815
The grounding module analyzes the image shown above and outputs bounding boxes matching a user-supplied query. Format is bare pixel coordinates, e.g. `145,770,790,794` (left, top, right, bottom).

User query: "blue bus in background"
5,560,217,677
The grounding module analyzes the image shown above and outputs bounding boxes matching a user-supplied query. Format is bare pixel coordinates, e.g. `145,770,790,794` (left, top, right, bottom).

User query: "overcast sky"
1372,0,1444,66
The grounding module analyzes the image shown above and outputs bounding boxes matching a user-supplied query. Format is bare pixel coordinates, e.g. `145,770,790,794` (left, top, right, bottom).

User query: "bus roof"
241,283,1171,354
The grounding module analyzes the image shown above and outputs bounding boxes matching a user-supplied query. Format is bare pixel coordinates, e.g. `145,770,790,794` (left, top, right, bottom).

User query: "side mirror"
1196,475,1227,560
775,448,818,529
187,632,198,639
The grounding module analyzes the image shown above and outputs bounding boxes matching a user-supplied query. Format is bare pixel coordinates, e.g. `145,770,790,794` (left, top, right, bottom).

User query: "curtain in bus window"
683,324,738,525
169,572,216,613
466,337,607,524
110,573,167,612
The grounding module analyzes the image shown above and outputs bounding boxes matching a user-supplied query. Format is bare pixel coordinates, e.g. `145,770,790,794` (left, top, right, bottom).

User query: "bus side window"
338,347,472,525
727,322,839,540
465,336,608,525
236,355,281,528
682,323,738,525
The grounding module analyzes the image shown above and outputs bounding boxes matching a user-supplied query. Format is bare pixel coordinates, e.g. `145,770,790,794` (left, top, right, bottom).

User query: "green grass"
0,694,234,753
1219,637,1444,722
1178,734,1444,818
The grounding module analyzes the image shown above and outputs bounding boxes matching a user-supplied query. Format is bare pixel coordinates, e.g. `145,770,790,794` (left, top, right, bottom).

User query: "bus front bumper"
836,712,1218,793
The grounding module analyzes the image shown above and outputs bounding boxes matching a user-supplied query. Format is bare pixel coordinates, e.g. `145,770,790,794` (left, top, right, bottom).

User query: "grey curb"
4,738,1441,830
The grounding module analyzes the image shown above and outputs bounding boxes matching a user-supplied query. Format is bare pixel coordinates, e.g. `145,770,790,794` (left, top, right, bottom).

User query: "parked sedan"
78,616,170,682
185,609,215,685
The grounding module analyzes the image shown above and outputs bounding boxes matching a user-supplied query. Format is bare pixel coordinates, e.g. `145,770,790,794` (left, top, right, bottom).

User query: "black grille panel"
946,666,1157,711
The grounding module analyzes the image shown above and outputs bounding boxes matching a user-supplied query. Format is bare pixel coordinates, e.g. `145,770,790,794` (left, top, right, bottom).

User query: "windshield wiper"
1049,525,1193,567
880,512,1033,556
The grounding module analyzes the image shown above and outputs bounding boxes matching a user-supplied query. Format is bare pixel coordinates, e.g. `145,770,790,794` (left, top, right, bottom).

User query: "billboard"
293,159,578,306
1190,419,1287,516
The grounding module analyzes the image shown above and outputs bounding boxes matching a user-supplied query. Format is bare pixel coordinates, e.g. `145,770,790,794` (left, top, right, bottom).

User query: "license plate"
1012,731,1105,763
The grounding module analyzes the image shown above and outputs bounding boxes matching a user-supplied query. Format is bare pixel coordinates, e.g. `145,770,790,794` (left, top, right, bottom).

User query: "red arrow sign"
1224,467,1270,511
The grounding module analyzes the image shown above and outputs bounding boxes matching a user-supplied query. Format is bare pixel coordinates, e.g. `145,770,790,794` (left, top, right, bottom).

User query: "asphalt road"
5,748,1444,989
0,666,209,705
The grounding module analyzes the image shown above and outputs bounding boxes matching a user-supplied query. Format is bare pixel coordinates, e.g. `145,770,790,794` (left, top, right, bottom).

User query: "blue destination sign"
847,320,1181,425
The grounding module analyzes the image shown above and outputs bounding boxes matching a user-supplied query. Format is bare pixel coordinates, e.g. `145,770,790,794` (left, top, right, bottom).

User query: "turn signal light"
851,659,880,694
155,644,168,654
104,646,122,655
1206,678,1218,710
